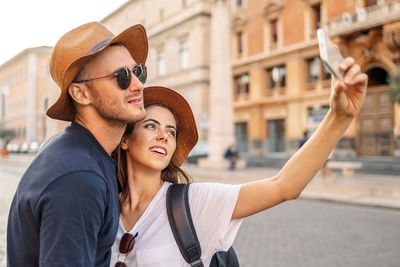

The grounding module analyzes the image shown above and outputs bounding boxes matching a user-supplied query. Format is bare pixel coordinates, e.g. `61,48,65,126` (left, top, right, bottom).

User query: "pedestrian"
110,56,368,267
298,130,308,148
7,21,149,266
224,144,239,170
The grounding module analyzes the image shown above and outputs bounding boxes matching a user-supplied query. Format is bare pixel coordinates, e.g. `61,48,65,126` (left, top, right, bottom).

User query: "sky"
0,0,128,65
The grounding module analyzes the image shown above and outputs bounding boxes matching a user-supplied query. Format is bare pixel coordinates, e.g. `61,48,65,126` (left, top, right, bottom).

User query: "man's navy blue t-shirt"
7,123,119,266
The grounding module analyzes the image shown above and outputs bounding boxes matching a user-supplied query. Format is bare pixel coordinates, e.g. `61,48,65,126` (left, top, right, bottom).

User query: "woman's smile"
150,146,167,156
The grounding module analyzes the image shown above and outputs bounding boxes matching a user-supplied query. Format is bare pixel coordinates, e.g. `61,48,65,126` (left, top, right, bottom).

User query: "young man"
7,21,149,266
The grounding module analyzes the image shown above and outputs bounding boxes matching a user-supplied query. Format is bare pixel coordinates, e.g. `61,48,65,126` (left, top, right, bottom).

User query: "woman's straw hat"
144,86,198,166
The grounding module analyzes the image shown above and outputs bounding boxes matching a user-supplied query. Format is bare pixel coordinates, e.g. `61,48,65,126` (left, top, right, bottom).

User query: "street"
0,164,22,267
1,160,400,267
233,199,400,267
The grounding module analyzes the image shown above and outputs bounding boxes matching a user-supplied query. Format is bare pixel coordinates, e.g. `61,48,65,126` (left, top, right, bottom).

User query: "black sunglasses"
115,232,138,267
74,64,147,90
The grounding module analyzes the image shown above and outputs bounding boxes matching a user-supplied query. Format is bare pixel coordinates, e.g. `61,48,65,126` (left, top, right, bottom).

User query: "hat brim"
144,86,198,166
47,24,148,121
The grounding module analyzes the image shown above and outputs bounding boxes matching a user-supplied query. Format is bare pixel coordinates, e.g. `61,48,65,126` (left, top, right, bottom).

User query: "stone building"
102,0,213,144
1,0,399,159
0,46,68,151
229,0,400,157
103,0,400,158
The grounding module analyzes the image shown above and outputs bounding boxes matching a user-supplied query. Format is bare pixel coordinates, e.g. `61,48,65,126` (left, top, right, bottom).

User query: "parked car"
20,143,29,153
7,143,21,153
29,141,40,153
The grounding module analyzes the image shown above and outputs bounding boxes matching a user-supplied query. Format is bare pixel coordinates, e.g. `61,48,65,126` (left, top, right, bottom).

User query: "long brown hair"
112,104,193,202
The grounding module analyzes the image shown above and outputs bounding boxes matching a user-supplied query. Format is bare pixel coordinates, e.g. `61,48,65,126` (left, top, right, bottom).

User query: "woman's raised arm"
232,57,368,219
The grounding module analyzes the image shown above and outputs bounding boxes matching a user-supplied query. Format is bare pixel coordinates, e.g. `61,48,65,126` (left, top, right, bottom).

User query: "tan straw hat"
144,86,198,166
47,21,148,121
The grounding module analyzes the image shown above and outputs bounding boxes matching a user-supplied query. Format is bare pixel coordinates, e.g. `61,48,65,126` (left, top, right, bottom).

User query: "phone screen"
317,29,344,79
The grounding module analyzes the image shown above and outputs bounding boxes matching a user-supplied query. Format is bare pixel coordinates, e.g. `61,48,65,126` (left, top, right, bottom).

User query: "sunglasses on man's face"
74,64,147,90
115,232,138,267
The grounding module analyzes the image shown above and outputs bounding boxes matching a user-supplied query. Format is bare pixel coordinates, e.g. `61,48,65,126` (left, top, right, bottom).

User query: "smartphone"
317,29,344,80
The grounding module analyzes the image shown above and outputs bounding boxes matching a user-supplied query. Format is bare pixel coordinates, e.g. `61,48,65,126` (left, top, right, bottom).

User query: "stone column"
26,53,37,144
199,0,244,169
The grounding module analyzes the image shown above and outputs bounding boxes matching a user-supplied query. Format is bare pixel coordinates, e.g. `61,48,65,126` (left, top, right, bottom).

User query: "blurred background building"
227,0,400,158
0,46,68,153
0,0,399,159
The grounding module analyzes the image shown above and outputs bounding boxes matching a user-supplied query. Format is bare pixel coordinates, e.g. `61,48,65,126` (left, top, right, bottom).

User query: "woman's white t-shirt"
110,182,243,267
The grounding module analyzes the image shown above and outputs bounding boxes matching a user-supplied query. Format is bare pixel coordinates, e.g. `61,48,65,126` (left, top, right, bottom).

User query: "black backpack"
166,183,240,267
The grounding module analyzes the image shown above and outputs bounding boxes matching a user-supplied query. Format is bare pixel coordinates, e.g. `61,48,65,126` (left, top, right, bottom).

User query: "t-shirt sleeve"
36,171,108,266
188,182,243,261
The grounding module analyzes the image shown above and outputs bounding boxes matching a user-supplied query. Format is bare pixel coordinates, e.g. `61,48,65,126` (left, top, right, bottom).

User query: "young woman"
110,57,368,267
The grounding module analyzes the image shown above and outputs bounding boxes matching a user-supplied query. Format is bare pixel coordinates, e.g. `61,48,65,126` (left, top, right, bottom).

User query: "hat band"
91,37,113,52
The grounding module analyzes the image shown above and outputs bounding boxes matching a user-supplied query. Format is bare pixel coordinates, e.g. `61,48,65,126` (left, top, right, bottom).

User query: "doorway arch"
357,67,394,156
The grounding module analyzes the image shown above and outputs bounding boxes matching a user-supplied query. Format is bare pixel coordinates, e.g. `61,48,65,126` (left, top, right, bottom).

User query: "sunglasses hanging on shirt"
115,232,138,267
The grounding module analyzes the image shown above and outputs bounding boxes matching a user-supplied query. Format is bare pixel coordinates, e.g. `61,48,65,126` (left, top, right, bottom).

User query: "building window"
365,0,377,7
179,41,189,70
270,19,278,47
157,50,166,77
322,63,330,80
307,105,330,131
235,122,248,152
267,119,285,152
267,65,286,91
236,0,243,7
311,3,321,31
237,31,243,56
308,57,320,83
234,73,250,97
267,68,275,90
307,57,330,84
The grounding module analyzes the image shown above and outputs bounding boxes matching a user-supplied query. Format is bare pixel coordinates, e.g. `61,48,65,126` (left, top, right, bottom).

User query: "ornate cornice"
261,0,285,18
231,13,248,29
383,22,400,53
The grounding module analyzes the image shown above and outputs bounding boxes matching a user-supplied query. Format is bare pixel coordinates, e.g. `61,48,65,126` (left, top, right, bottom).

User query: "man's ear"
120,136,129,150
68,83,91,105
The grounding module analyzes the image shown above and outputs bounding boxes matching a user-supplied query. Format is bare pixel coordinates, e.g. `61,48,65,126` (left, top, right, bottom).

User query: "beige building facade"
103,0,400,158
1,0,399,159
102,0,213,143
0,47,68,151
229,0,400,157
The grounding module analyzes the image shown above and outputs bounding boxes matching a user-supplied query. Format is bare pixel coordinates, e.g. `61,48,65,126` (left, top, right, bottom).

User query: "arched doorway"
357,67,394,156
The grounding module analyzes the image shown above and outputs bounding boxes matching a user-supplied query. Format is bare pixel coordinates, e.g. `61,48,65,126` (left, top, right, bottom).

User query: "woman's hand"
330,57,368,118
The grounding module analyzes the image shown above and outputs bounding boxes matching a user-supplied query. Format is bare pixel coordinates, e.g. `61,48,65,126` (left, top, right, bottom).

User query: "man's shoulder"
22,130,114,190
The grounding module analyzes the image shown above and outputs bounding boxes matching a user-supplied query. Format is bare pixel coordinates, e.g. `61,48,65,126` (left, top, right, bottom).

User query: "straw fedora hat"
143,86,198,166
47,21,148,121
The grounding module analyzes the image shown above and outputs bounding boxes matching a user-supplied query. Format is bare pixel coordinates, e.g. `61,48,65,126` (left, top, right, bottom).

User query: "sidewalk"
2,154,400,209
183,163,400,210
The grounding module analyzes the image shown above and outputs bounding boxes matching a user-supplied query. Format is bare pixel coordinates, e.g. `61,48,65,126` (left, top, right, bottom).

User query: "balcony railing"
322,0,400,36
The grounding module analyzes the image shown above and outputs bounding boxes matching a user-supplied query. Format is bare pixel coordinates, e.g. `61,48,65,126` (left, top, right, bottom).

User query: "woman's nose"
156,129,169,141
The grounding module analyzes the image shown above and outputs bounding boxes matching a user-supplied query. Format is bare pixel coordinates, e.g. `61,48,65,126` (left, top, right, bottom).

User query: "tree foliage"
389,68,400,104
0,124,16,147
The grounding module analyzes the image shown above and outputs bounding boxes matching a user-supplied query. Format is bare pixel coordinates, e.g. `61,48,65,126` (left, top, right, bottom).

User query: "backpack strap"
166,184,204,267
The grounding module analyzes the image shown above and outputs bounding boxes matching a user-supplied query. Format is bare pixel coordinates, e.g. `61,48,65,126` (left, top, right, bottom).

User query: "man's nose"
128,74,144,92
